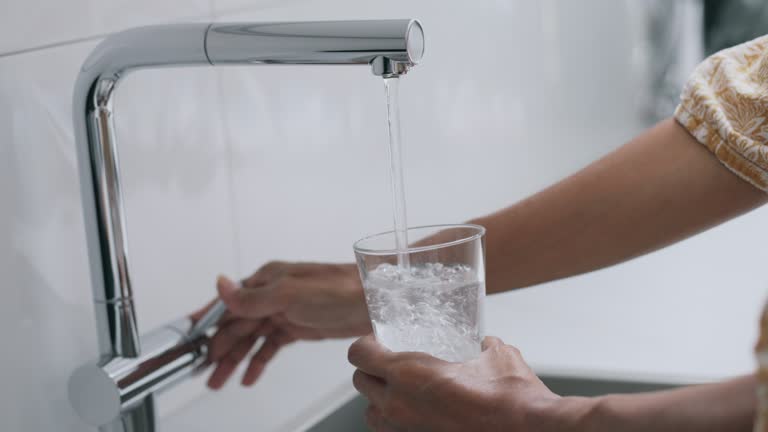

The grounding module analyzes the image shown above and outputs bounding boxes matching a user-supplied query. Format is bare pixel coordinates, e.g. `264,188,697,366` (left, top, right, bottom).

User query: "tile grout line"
0,10,220,60
208,1,245,278
0,5,291,59
215,69,244,279
0,33,110,59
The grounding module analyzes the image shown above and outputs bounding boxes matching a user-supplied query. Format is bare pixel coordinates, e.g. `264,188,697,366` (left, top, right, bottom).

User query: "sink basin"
306,373,681,431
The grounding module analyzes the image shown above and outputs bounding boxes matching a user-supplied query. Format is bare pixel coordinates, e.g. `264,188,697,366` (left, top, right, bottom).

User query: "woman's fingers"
207,333,258,389
208,319,265,362
353,370,386,406
241,330,294,386
481,336,505,351
347,334,393,378
206,318,298,388
366,405,402,432
366,405,383,431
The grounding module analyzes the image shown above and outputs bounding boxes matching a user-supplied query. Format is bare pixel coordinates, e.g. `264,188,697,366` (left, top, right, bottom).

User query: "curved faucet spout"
205,20,424,75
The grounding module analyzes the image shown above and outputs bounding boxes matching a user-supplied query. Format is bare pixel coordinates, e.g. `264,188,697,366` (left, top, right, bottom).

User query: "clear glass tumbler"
353,224,486,362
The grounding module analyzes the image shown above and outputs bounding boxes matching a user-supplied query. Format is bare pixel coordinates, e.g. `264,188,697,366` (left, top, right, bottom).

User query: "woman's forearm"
572,375,757,432
472,118,767,294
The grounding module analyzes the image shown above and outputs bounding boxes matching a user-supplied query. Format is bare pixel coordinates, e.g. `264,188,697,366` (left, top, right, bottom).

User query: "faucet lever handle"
188,299,228,340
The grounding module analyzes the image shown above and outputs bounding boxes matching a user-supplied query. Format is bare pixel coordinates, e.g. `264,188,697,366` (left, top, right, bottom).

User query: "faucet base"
100,396,156,432
69,318,208,428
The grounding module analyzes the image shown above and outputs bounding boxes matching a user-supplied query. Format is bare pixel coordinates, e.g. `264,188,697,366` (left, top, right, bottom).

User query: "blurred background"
1,0,768,431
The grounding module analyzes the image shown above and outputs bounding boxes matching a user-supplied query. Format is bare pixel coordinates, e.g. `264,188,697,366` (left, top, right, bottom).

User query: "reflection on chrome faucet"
67,20,424,432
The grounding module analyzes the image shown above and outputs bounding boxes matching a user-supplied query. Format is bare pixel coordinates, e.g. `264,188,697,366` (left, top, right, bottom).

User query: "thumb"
217,275,283,318
216,275,239,297
481,336,505,351
216,275,243,314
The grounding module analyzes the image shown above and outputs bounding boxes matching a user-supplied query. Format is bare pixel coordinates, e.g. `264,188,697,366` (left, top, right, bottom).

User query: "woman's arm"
201,118,767,388
201,118,767,387
576,375,756,432
473,118,767,293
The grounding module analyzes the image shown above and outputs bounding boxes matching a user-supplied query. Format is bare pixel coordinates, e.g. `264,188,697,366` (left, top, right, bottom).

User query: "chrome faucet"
67,20,424,431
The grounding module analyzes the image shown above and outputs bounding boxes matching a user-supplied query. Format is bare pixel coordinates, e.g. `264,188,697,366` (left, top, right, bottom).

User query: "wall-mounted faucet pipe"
68,19,424,432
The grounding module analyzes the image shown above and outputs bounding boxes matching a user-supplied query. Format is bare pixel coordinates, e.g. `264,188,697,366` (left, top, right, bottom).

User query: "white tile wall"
0,0,211,55
2,1,767,431
0,40,100,432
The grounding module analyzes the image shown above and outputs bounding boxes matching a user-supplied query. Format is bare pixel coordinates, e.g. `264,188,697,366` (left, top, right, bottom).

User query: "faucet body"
68,20,423,431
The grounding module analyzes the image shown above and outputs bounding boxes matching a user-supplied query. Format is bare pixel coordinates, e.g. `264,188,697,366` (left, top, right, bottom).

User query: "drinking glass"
353,224,486,362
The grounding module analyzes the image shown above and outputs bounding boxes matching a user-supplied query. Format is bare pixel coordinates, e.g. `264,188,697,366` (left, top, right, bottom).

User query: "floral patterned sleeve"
675,35,768,431
675,35,768,191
